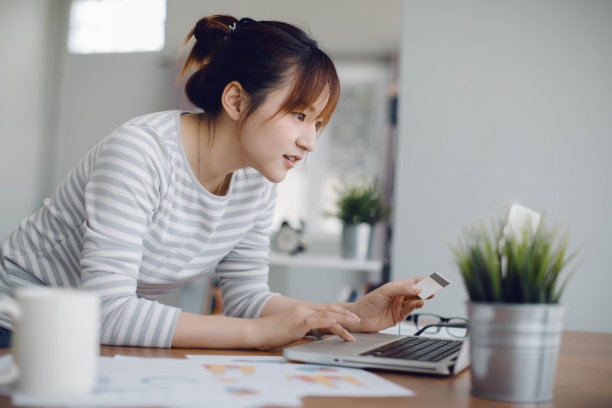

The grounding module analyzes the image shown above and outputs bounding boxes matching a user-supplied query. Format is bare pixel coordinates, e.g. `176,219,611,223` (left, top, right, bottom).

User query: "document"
10,356,229,407
186,354,413,407
3,353,413,408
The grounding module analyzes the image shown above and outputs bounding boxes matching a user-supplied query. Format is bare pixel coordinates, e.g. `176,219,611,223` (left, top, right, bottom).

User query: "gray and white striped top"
0,110,278,347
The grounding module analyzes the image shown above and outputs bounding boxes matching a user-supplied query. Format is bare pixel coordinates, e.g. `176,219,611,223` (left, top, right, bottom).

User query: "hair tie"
224,22,237,40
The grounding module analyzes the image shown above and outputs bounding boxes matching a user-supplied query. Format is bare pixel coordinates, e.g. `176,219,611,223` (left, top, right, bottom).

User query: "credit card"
413,272,451,299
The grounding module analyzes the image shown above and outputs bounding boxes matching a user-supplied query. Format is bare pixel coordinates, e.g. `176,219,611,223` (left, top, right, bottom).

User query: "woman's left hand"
349,277,427,333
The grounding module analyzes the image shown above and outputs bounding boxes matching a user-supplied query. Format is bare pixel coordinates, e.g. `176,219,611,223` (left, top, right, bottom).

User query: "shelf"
269,252,383,272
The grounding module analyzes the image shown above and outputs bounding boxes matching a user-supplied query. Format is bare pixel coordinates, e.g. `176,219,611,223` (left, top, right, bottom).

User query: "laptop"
283,332,470,376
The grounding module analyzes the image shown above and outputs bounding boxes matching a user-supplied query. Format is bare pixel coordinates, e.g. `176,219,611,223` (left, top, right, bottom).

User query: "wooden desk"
1,330,610,407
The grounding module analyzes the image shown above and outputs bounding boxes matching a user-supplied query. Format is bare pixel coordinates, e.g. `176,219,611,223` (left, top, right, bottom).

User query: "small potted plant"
333,179,390,260
451,204,577,403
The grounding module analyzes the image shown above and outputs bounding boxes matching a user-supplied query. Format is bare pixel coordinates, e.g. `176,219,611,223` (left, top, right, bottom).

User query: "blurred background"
1,0,611,333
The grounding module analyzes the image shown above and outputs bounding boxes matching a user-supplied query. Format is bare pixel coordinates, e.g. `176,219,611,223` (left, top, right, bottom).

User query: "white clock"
274,221,305,254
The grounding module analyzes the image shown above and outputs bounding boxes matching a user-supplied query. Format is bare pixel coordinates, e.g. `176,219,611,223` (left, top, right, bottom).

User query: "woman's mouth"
283,155,300,169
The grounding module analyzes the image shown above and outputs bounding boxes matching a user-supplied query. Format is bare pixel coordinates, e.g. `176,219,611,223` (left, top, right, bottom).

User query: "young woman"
0,15,426,349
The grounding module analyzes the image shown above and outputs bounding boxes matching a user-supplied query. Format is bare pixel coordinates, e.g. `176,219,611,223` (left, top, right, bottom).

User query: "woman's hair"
181,15,340,129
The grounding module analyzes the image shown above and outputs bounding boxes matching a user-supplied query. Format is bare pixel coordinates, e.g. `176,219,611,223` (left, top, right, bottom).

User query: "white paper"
381,321,458,338
7,353,413,408
504,203,541,242
12,356,230,407
186,354,413,407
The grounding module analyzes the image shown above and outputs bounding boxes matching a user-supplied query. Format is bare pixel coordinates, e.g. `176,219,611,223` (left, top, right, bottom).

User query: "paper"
504,203,540,242
11,356,230,407
381,321,460,338
5,353,413,408
187,354,413,407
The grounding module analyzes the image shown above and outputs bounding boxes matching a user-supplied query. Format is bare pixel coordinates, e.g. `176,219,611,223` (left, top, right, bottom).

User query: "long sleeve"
0,110,276,347
79,125,180,347
216,183,279,319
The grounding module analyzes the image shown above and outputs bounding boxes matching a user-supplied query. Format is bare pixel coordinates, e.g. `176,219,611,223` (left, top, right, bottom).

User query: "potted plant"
333,179,390,260
451,204,577,403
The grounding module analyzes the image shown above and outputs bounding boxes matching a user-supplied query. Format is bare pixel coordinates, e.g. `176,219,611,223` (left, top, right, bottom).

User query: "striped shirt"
0,110,278,347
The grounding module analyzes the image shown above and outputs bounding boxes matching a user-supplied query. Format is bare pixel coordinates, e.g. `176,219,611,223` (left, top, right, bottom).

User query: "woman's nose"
297,127,317,152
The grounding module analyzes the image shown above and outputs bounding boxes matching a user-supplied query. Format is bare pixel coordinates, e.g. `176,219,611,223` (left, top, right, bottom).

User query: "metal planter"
341,223,373,260
467,302,565,403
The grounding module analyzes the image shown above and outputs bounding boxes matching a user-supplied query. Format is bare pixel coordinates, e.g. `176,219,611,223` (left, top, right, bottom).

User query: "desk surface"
1,330,611,408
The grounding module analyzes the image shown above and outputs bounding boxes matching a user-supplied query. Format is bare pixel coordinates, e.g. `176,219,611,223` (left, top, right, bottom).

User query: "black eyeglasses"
405,313,468,338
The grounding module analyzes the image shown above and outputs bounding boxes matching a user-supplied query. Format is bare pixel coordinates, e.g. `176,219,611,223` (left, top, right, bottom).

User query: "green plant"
451,218,577,303
334,179,390,225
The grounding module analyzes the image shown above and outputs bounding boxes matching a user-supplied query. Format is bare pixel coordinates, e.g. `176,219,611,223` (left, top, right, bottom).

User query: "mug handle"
0,295,20,384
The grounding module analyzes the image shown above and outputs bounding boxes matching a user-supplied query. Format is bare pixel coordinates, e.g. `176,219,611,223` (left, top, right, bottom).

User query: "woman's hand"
349,277,427,333
250,303,361,350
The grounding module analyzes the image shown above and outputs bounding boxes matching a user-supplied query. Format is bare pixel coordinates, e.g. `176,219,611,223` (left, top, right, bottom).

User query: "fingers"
404,298,424,310
381,278,426,298
392,296,405,324
301,304,360,342
305,318,356,342
310,303,360,320
400,298,424,320
328,322,355,342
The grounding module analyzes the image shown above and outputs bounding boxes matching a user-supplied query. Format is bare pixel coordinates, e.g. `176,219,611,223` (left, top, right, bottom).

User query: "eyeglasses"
405,313,468,338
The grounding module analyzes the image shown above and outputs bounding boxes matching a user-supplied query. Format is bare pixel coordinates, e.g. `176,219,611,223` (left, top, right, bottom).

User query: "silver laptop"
283,332,470,376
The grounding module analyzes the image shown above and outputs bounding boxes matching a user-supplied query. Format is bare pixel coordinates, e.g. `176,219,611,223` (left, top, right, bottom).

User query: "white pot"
467,302,565,403
341,223,373,260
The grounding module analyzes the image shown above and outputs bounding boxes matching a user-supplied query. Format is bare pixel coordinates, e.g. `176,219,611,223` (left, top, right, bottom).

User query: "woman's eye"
315,120,323,129
293,112,306,121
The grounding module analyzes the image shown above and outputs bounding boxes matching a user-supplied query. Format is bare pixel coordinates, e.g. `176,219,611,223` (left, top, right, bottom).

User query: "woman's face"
239,83,328,183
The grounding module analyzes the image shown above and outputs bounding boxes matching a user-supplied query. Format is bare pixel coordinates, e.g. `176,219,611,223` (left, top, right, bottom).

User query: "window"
68,0,166,54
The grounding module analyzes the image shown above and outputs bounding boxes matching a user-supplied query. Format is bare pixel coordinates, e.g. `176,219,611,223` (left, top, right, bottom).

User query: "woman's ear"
221,81,245,121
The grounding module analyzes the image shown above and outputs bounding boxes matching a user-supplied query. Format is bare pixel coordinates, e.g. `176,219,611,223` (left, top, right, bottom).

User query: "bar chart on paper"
288,374,364,387
203,364,256,375
187,354,413,407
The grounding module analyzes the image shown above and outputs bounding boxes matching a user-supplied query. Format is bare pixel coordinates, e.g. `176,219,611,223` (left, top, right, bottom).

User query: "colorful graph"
203,364,255,375
287,375,364,387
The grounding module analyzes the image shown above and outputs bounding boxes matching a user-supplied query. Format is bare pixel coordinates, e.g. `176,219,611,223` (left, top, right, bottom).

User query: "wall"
393,0,612,332
0,0,54,236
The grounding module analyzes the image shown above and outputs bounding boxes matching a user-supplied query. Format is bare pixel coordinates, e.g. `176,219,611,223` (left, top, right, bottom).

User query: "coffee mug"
0,287,100,396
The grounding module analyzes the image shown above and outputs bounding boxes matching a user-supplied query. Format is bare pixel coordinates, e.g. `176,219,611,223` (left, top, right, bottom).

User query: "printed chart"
4,354,413,408
188,355,413,407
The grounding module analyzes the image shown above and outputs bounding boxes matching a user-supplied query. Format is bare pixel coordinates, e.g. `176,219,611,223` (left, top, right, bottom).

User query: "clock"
274,221,306,254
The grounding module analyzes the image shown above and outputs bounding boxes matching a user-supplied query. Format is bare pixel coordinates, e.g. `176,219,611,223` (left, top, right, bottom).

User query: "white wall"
0,0,54,236
53,52,173,182
393,0,612,332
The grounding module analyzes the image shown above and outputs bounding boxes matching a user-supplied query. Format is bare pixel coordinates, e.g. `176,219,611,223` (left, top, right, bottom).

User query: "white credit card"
413,272,452,299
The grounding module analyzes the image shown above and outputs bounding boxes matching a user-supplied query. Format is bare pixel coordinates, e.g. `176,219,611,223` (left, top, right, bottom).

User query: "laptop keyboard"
360,337,463,362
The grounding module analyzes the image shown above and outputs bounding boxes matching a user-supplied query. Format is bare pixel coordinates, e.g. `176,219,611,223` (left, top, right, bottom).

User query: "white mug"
0,287,100,396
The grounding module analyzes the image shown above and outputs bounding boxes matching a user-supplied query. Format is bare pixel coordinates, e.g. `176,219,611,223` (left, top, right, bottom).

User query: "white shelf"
269,252,383,272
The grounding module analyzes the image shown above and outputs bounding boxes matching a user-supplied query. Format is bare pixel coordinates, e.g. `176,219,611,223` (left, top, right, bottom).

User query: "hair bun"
193,15,238,43
181,14,340,127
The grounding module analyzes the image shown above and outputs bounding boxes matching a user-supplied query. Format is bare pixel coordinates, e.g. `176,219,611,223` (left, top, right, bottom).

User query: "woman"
0,15,425,349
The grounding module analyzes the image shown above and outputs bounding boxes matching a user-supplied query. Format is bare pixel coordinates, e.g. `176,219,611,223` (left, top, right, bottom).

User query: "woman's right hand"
249,303,361,350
